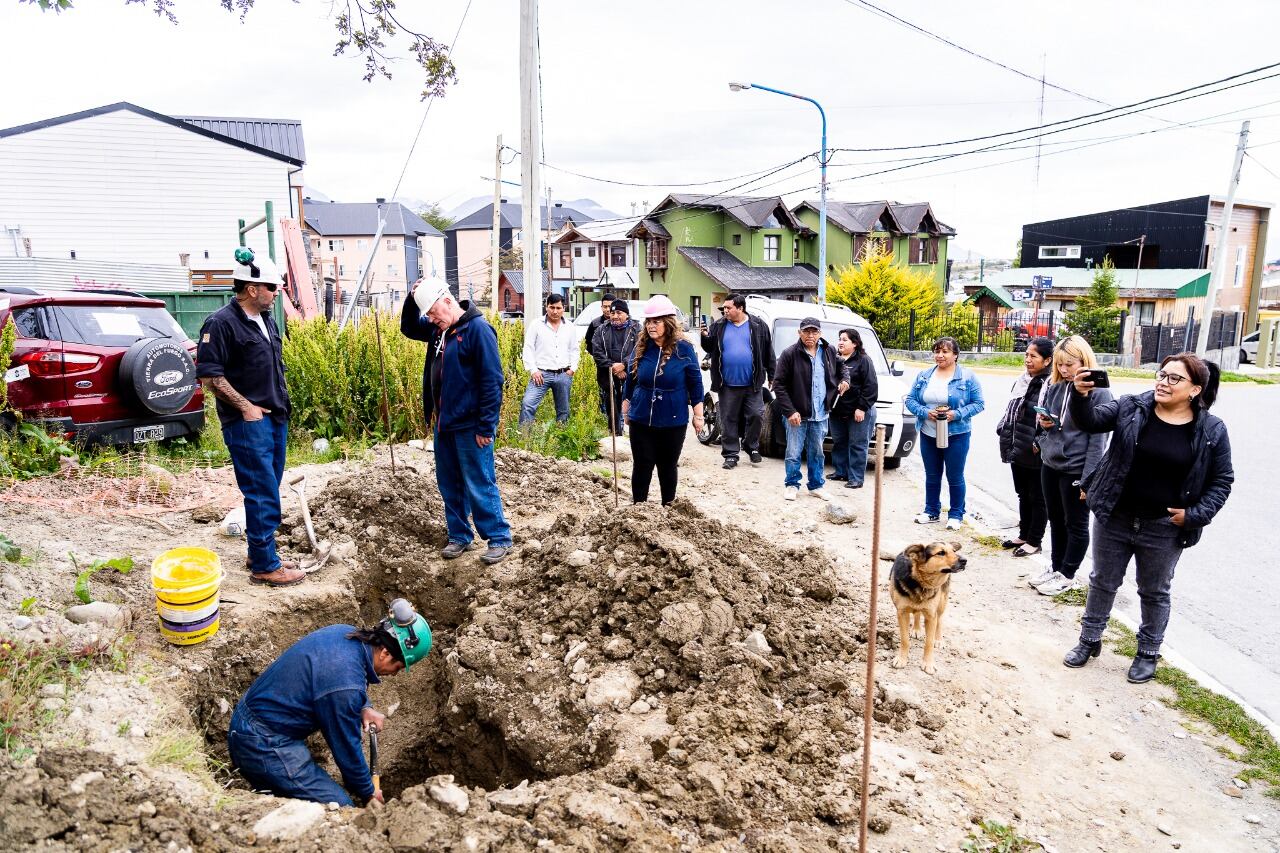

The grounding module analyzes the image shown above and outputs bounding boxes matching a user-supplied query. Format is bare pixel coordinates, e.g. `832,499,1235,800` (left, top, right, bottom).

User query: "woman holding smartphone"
995,336,1054,556
1030,336,1112,596
1063,352,1232,683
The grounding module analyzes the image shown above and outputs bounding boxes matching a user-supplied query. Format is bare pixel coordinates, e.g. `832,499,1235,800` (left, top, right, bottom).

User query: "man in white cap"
197,247,304,587
400,278,513,564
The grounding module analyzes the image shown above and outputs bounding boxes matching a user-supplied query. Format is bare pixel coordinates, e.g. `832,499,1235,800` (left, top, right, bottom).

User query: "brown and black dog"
889,542,967,674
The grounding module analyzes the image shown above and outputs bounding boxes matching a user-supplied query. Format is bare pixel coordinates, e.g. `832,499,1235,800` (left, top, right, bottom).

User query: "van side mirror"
890,360,904,376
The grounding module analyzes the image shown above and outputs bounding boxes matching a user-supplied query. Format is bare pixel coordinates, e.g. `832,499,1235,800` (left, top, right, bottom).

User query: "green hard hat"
384,598,432,669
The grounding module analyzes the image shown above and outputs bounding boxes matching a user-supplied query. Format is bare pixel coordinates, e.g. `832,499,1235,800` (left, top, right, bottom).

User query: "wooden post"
859,423,887,853
608,369,620,508
491,134,503,304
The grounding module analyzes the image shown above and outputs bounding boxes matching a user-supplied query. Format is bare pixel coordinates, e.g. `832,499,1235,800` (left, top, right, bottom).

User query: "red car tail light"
17,351,102,377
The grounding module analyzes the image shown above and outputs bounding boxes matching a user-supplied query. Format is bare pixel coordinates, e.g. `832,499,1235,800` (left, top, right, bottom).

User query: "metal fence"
1136,311,1240,365
873,307,1099,353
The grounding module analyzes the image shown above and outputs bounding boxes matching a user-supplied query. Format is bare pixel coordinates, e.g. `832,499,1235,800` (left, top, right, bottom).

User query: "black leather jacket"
1070,389,1233,548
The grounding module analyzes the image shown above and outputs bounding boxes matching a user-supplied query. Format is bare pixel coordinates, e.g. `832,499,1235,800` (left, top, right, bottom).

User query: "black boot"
1127,651,1159,684
1063,639,1102,668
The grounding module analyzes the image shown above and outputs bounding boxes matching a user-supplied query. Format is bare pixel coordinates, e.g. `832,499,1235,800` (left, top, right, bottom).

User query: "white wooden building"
0,102,304,281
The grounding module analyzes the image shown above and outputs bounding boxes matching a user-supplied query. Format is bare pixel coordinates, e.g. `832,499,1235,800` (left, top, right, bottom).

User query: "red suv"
1,289,204,445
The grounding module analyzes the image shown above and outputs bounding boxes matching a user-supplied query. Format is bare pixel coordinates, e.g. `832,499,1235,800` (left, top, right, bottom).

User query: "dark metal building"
1021,195,1211,270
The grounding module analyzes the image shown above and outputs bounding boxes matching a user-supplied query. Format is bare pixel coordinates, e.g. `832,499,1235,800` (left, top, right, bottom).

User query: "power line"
503,146,820,189
830,60,1280,154
1246,151,1280,182
389,0,475,201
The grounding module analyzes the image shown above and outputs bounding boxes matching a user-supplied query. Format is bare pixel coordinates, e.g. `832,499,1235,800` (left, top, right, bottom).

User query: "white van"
693,295,916,468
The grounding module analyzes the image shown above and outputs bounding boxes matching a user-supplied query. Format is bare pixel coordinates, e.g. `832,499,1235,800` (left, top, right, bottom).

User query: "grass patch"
1105,620,1280,796
1219,371,1276,385
147,730,222,776
968,533,1004,555
1052,585,1089,607
961,819,1041,852
0,634,132,758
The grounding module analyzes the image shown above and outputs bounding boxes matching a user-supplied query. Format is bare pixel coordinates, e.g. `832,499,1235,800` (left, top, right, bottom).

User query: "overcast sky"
6,0,1280,260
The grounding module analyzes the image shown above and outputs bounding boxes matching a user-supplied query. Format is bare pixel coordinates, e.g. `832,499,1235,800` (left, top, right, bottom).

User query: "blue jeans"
830,410,876,485
1080,513,1184,655
228,707,352,806
919,430,970,520
784,418,827,490
222,417,288,574
519,371,572,425
434,428,513,547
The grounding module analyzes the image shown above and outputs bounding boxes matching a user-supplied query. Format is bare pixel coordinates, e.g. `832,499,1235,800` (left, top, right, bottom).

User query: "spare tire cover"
119,337,198,415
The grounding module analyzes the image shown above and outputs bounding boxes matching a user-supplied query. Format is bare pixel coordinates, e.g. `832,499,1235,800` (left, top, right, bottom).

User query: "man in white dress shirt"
519,293,577,426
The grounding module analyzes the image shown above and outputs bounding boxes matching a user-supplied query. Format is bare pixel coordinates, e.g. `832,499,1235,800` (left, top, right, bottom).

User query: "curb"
992,527,1280,743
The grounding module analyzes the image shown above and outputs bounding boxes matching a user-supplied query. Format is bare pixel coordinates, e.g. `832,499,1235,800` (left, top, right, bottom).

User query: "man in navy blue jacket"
227,603,431,806
401,278,513,564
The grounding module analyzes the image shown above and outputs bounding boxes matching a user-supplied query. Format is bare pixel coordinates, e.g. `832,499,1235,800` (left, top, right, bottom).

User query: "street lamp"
729,81,828,303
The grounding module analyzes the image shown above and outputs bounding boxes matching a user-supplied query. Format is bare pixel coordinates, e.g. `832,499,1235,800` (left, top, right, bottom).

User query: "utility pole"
519,0,543,315
545,183,553,302
490,134,503,304
1196,121,1250,355
1034,55,1046,190
1133,234,1146,293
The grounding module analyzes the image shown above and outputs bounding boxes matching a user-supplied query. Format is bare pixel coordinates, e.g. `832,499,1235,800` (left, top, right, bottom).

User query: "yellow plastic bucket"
151,547,222,646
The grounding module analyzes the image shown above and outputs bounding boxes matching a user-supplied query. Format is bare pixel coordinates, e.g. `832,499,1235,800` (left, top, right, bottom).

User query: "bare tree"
21,0,458,100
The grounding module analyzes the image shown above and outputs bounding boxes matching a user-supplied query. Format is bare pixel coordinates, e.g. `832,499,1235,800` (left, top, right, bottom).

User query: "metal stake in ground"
372,308,397,474
607,369,620,508
368,726,380,798
859,422,887,853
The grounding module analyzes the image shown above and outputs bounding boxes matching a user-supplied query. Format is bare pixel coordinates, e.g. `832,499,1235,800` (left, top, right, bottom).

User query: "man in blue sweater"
227,601,431,806
401,278,513,565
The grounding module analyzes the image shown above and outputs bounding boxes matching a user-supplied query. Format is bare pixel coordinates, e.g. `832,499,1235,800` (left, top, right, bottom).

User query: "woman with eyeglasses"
1062,352,1233,684
621,295,705,505
1028,336,1112,595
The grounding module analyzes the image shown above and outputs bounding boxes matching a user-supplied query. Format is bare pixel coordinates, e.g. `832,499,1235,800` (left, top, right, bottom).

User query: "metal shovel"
285,472,332,573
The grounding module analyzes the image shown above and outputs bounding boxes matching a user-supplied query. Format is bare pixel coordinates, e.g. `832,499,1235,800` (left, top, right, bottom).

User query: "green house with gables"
793,200,955,290
628,194,955,316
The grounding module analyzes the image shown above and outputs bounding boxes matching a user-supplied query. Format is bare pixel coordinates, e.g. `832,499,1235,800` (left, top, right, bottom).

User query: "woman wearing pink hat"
621,295,705,505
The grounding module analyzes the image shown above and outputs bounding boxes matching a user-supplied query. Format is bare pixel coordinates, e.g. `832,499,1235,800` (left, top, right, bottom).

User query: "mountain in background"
949,244,1008,264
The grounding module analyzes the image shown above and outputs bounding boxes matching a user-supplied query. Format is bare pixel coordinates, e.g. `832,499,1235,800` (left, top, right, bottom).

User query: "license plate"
133,425,165,443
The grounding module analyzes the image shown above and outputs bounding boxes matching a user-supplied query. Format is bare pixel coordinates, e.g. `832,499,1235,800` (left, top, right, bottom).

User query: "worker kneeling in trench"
226,599,431,806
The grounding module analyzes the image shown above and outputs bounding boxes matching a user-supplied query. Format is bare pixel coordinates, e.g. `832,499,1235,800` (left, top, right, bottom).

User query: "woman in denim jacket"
904,337,986,530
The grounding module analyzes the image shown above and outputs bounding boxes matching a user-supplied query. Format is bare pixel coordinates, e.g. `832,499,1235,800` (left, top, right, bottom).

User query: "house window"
878,233,894,253
763,235,780,261
503,289,511,309
1038,245,1081,260
1132,301,1155,325
328,239,345,251
610,245,627,267
559,249,570,269
312,239,321,251
909,237,938,264
1234,246,1245,288
588,246,597,258
386,239,397,250
339,264,346,276
357,239,367,250
732,234,742,246
646,239,668,270
852,235,867,260
387,265,397,277
793,240,800,260
691,295,702,324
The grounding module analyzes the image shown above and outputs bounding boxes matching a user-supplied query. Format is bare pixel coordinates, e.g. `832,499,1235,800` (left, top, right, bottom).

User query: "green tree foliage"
1063,257,1122,352
1012,239,1022,269
826,242,944,348
419,204,455,233
21,0,457,100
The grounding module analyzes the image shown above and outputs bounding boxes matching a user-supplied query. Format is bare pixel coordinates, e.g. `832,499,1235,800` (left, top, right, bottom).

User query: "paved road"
901,365,1280,726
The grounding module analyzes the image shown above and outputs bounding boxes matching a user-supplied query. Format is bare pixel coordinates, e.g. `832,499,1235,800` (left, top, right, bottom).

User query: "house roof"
305,201,442,238
501,269,551,296
976,266,1211,297
678,246,819,294
450,202,593,231
0,102,305,166
965,282,1029,310
626,218,671,240
795,200,956,236
554,217,639,243
175,115,305,163
650,194,806,232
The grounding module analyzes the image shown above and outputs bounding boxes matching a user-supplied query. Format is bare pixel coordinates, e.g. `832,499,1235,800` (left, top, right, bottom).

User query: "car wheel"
696,394,720,445
758,401,785,458
119,337,198,415
883,456,902,470
1240,348,1249,364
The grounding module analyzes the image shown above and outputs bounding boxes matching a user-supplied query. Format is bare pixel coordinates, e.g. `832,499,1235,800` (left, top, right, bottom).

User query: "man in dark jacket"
586,292,616,418
590,299,638,435
773,317,848,501
700,293,775,469
227,601,430,806
401,278,512,564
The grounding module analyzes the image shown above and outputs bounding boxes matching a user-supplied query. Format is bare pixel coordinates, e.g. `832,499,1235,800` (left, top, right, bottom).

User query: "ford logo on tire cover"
119,337,198,416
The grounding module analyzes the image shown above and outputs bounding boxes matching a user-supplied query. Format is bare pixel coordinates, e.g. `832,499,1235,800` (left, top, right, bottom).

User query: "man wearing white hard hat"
197,248,305,587
400,278,513,564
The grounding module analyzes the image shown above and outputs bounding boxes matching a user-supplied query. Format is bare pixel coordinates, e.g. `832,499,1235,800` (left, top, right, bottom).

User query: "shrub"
827,243,943,349
1063,257,1122,352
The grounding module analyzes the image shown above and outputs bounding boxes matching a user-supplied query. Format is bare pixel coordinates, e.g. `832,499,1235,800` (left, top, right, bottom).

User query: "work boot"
440,541,475,560
1127,651,1159,684
481,545,511,565
722,458,737,470
1063,639,1102,668
749,451,762,465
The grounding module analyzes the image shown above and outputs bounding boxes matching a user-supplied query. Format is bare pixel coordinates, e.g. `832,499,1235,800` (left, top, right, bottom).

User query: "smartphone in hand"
1033,405,1061,427
1084,368,1110,388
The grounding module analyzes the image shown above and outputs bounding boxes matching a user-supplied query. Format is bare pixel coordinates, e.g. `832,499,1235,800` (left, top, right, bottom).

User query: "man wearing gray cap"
400,278,512,564
772,317,848,502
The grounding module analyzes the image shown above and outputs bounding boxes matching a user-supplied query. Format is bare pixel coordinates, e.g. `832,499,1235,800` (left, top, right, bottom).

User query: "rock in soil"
253,800,326,842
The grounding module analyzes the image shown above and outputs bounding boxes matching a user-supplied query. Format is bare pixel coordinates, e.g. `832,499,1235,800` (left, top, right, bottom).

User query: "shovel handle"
286,473,306,487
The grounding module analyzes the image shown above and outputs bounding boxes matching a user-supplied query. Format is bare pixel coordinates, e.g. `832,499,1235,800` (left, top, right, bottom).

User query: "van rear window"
49,305,187,347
